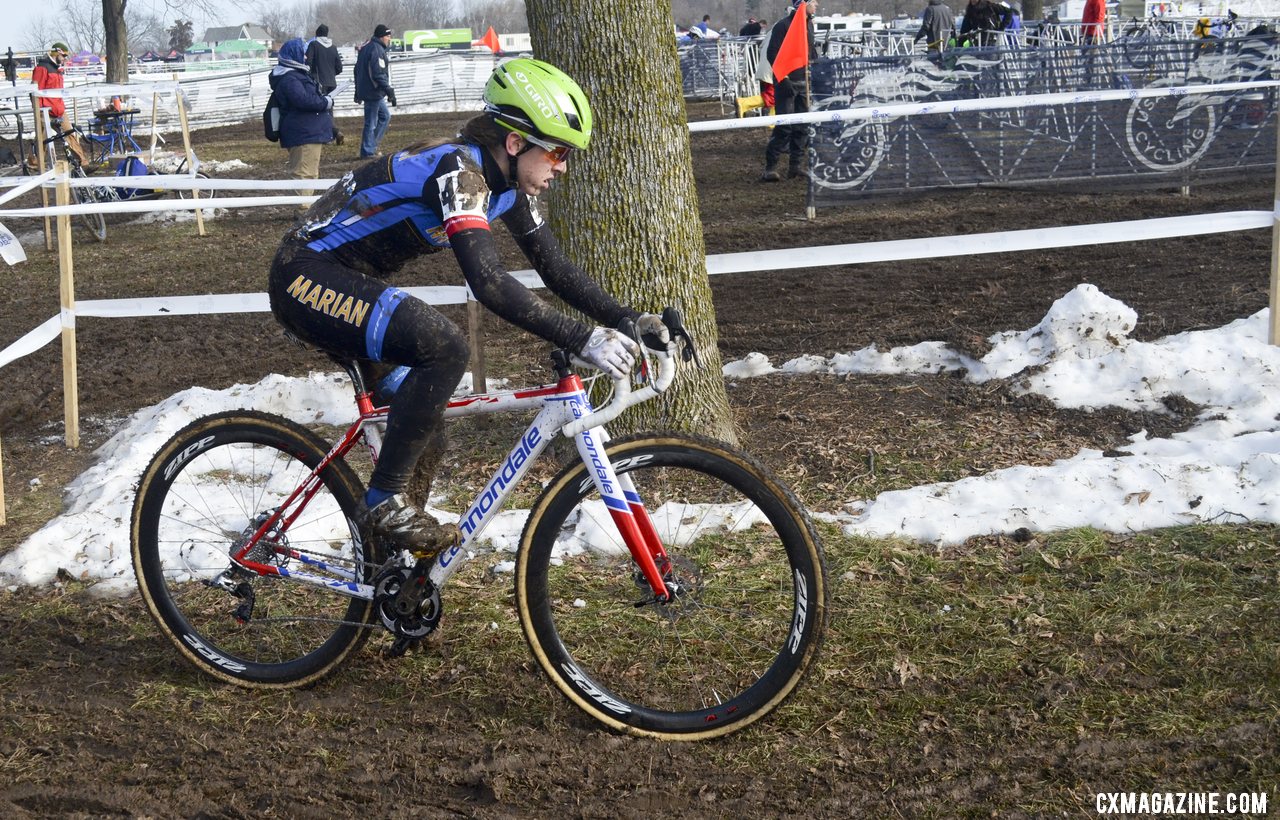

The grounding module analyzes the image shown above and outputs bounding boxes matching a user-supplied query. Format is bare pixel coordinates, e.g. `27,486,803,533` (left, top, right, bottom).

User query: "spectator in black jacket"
959,0,1003,46
760,0,819,182
354,24,396,158
306,24,344,145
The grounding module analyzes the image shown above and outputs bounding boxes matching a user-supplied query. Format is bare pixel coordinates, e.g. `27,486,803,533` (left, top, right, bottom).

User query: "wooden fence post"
31,96,51,251
0,436,6,526
55,160,79,448
1270,108,1280,345
173,76,205,236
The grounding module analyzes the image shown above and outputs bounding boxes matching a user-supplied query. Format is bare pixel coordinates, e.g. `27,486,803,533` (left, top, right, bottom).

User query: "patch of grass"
0,521,1275,811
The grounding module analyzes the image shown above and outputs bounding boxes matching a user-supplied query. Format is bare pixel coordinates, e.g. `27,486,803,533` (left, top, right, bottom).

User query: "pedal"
384,635,424,658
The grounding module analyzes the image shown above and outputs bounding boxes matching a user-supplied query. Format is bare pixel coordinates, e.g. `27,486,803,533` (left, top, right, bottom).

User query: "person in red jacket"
32,42,70,129
1081,0,1107,43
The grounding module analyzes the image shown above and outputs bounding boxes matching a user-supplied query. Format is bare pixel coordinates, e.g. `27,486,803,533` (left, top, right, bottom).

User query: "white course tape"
4,209,1270,374
1,195,312,217
0,170,57,207
0,317,60,369
689,80,1280,132
706,211,1274,274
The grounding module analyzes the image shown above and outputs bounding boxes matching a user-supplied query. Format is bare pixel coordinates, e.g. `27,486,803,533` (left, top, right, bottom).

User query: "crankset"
374,559,442,656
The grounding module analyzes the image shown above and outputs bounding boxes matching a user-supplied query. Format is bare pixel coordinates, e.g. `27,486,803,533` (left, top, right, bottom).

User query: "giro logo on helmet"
513,69,561,123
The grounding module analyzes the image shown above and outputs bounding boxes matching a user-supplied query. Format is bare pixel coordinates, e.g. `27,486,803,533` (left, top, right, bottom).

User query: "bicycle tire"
131,410,381,687
177,171,212,200
516,434,827,740
71,166,106,242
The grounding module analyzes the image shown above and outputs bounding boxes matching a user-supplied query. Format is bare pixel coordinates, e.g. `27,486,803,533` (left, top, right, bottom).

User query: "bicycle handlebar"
560,345,678,437
559,307,693,438
42,127,77,146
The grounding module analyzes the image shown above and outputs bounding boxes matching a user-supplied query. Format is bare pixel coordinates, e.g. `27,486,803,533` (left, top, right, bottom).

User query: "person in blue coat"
354,24,396,158
269,38,336,209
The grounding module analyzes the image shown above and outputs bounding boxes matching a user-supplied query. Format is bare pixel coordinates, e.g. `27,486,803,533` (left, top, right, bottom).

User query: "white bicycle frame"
233,345,679,600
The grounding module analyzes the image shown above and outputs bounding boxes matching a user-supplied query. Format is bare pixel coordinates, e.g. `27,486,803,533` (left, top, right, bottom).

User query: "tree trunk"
103,0,129,85
525,0,737,443
1022,0,1044,23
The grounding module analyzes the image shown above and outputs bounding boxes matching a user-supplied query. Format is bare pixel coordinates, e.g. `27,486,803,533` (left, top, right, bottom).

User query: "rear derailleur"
373,556,442,656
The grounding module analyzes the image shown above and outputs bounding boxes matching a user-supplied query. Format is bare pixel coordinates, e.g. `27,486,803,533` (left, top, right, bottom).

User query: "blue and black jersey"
281,140,635,352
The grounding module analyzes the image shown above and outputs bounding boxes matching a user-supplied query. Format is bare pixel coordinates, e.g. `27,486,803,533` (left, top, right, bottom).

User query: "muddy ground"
0,103,1274,816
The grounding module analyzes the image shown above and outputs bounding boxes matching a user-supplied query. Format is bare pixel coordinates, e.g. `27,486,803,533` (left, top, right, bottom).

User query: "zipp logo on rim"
789,569,808,654
183,633,247,672
561,662,631,714
164,435,216,482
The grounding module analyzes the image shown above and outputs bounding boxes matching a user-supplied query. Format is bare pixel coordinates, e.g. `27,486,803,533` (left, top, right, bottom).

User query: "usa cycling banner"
806,36,1278,202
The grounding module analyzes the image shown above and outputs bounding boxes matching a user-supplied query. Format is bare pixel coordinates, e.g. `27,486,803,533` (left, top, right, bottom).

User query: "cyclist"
267,58,664,557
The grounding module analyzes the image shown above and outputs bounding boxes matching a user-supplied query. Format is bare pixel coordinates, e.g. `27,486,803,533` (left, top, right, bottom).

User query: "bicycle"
1119,12,1177,70
44,124,212,243
130,309,829,740
43,124,114,241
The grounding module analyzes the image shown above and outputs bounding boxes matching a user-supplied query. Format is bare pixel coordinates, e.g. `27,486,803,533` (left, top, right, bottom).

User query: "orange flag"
481,26,501,53
771,2,808,82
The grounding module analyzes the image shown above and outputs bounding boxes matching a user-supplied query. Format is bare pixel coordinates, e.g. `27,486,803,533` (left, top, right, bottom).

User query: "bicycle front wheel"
516,434,827,740
71,167,106,242
131,410,381,687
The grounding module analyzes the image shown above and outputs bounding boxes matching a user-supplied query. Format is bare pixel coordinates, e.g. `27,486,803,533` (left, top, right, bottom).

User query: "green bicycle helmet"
483,58,593,150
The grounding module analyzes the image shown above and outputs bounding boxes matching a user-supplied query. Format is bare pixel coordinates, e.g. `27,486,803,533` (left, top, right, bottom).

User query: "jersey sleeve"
433,156,592,352
501,195,639,328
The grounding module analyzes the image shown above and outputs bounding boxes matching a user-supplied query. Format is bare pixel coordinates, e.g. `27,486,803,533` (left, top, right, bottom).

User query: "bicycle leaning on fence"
43,124,114,241
44,124,211,243
130,308,829,740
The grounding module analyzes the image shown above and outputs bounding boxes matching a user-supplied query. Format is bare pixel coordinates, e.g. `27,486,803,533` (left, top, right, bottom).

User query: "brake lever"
660,306,702,368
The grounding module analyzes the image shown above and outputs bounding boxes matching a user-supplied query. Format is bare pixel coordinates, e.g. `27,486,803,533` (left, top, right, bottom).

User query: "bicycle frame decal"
429,374,589,587
567,395,670,599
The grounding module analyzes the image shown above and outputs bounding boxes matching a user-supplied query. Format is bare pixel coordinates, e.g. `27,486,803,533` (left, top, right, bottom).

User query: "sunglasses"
523,134,573,164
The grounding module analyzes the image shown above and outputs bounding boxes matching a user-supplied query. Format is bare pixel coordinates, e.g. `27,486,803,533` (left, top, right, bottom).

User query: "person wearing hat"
353,23,397,158
306,23,345,145
269,37,336,210
33,42,70,129
267,58,658,558
739,16,763,36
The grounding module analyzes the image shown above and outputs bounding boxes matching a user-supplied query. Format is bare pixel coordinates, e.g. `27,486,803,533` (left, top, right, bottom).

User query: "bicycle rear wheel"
71,166,106,242
131,410,381,687
516,434,827,739
177,171,212,199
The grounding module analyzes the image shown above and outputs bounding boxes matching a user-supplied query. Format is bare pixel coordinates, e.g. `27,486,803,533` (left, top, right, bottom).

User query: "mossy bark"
525,0,738,444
